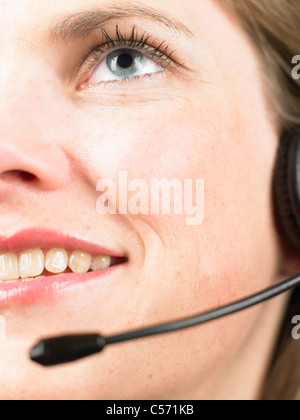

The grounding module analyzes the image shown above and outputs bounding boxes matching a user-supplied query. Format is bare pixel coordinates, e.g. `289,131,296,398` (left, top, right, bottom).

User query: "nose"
0,125,70,193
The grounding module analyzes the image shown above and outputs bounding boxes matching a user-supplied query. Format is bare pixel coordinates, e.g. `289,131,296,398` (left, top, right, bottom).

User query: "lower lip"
0,264,123,305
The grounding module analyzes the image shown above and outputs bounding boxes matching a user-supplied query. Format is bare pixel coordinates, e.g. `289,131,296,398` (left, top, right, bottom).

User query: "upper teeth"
0,248,112,282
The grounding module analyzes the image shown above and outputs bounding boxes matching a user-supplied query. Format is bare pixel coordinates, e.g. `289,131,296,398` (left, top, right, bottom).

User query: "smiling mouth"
0,229,128,287
0,248,126,284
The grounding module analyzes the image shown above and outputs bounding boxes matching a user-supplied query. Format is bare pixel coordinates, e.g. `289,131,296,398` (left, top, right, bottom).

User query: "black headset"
30,130,300,367
274,129,300,251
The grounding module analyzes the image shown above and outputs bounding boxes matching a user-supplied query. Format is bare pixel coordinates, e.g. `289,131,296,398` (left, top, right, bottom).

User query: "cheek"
62,88,280,397
119,100,280,345
75,95,280,309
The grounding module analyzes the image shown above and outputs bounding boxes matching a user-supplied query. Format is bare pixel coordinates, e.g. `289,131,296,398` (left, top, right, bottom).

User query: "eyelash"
79,24,177,85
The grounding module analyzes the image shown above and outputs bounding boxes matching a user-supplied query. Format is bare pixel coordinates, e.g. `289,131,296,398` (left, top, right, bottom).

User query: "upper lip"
0,229,126,257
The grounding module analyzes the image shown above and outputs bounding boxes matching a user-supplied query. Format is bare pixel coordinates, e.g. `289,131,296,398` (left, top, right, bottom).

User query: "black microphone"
30,272,300,367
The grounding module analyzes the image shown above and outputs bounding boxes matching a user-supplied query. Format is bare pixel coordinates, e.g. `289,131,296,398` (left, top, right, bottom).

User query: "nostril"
1,170,37,182
15,171,36,182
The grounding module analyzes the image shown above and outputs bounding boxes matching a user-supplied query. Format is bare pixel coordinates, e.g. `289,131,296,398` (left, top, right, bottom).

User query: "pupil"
117,53,134,69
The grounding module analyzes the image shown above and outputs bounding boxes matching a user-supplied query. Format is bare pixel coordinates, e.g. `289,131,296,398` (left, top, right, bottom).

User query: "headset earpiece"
274,130,300,251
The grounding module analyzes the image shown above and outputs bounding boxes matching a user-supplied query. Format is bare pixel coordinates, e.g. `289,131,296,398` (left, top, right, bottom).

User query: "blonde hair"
225,0,300,133
223,0,300,400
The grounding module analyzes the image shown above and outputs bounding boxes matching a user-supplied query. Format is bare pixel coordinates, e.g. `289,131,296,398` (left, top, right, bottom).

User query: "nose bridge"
0,22,39,84
0,17,57,114
0,51,47,114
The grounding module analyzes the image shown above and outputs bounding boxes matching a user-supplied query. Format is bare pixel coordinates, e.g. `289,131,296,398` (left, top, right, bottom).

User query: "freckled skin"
0,0,291,400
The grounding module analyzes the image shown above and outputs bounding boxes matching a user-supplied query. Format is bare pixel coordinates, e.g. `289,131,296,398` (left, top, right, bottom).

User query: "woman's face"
0,0,283,399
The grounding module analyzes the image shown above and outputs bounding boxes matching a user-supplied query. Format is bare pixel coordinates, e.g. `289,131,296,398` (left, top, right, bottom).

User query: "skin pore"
0,0,292,399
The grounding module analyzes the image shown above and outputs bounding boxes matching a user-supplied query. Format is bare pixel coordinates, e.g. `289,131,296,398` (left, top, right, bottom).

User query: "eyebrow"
49,2,195,43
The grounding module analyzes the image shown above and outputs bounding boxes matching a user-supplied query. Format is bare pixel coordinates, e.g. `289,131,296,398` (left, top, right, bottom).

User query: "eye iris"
117,53,134,70
107,49,144,77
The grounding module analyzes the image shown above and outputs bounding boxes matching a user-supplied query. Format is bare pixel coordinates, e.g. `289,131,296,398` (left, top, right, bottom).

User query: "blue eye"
89,48,163,83
79,25,178,88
